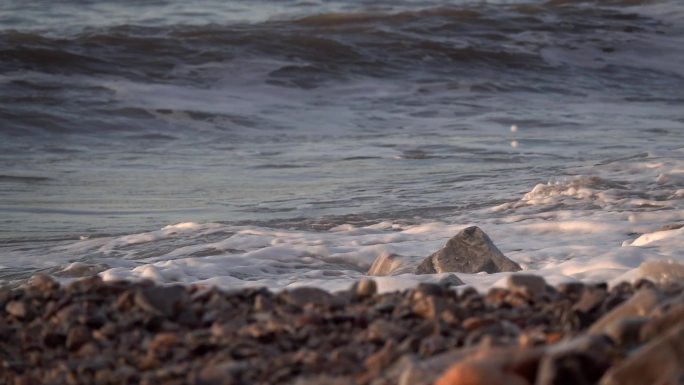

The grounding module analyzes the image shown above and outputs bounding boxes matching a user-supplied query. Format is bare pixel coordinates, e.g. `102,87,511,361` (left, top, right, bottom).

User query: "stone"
634,279,656,290
76,342,100,357
435,359,530,385
55,262,106,278
573,286,607,314
462,317,496,331
66,325,91,351
253,294,273,312
94,369,113,385
589,288,660,334
610,281,633,296
42,329,66,347
294,376,354,385
637,260,684,285
398,349,471,385
537,335,614,385
4,274,683,385
365,341,399,375
368,253,414,276
0,287,10,307
366,319,406,342
195,362,241,385
599,323,684,385
415,226,521,274
381,349,477,385
67,275,106,294
507,274,547,298
111,365,137,383
280,287,343,308
435,346,547,385
536,352,609,385
602,316,648,349
413,283,446,299
412,296,447,320
398,361,432,385
28,274,59,293
600,292,628,314
640,302,684,342
556,282,585,300
439,274,466,288
485,288,510,306
5,300,30,319
352,278,377,298
149,332,178,354
134,285,186,317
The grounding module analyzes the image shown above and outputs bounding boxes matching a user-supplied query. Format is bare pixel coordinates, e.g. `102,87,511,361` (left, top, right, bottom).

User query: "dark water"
1,0,683,282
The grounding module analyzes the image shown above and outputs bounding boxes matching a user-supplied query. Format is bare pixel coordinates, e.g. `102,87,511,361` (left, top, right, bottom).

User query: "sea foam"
90,153,683,293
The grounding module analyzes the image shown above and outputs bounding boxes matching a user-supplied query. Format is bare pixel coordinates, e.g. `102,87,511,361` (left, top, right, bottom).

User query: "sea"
1,0,683,292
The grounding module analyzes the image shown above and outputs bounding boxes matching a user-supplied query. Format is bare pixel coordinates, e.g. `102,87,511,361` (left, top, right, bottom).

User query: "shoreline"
2,273,683,385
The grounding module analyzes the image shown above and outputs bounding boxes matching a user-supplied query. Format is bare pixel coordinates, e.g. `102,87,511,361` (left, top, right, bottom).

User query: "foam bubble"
10,152,683,293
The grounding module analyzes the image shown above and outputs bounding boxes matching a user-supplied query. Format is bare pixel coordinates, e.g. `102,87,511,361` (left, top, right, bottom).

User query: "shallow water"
1,0,683,290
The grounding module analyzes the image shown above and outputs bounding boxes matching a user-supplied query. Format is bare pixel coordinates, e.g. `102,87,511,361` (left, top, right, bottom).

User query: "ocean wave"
1,1,679,78
1,1,681,137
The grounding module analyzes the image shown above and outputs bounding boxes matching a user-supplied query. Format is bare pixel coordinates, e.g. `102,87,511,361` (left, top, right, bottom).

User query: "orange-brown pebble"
149,332,178,353
435,360,530,385
462,317,495,331
546,332,563,344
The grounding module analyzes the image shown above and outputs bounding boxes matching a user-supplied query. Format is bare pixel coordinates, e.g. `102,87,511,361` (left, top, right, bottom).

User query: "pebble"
435,359,530,385
602,316,648,349
556,282,585,304
640,302,684,342
1,275,682,385
66,325,92,351
439,274,465,288
573,286,607,314
367,319,406,342
352,278,378,298
28,274,59,293
280,287,343,308
149,332,178,353
589,288,660,334
0,287,10,307
5,300,29,319
600,323,684,385
412,296,446,319
134,285,186,317
507,274,547,298
253,294,274,312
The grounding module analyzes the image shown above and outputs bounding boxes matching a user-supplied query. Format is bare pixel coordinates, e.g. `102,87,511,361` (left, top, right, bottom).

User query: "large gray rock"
415,226,521,274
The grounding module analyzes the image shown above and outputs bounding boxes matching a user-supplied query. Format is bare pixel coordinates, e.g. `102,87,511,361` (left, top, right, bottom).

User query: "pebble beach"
3,270,683,385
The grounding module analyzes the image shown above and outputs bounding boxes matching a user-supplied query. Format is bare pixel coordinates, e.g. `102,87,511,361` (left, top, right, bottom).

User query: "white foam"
629,227,684,247
18,152,683,293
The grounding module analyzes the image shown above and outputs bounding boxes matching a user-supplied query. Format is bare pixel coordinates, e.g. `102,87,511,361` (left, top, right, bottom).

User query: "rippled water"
1,0,683,289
